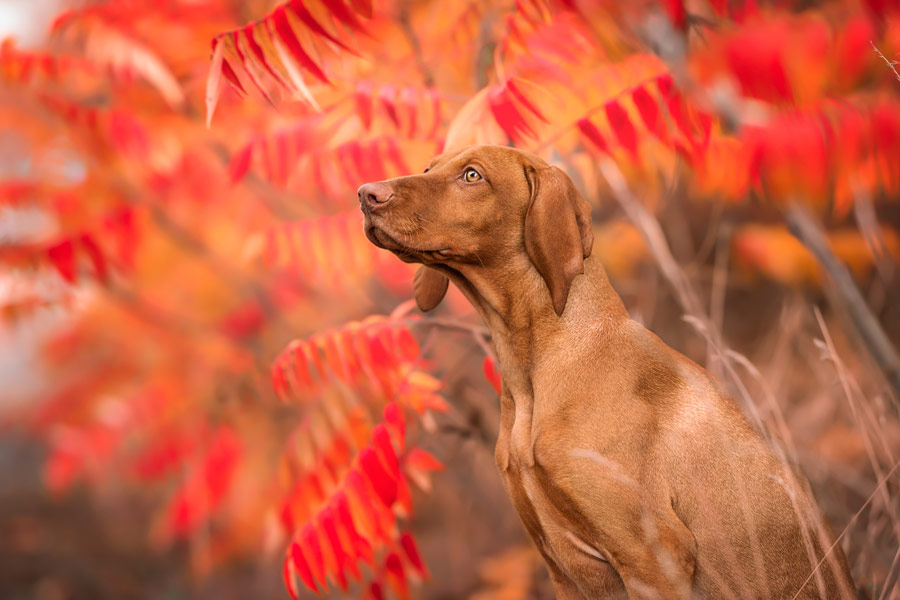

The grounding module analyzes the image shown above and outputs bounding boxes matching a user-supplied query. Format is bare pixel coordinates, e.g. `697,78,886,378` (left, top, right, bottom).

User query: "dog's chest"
499,455,617,594
495,397,553,547
499,457,554,552
496,397,618,588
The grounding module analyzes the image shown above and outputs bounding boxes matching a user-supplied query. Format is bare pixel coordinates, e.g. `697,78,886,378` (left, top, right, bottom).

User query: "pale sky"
0,0,66,47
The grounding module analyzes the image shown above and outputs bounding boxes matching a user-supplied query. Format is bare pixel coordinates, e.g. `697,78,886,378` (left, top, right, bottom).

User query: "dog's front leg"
603,506,697,600
533,452,696,598
546,561,590,599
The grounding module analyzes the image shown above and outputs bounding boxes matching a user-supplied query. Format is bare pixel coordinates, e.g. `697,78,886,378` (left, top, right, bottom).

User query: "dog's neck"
443,254,627,469
446,254,628,382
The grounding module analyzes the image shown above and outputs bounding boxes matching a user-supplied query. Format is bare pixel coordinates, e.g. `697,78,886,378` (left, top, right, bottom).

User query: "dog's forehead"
426,145,545,173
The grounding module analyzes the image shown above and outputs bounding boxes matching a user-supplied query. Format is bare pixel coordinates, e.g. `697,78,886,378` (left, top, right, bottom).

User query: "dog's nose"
357,182,393,210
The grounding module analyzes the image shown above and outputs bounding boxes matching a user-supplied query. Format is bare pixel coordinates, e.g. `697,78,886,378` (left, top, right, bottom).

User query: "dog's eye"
463,168,482,182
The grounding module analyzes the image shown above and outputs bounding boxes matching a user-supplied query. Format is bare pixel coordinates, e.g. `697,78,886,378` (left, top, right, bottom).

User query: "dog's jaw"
362,219,454,265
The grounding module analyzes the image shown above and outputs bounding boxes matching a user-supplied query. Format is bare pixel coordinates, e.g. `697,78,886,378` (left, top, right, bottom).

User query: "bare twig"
853,184,896,288
415,316,495,361
398,1,435,87
789,456,900,600
785,204,900,401
813,307,900,543
597,160,711,335
872,40,900,84
707,224,732,377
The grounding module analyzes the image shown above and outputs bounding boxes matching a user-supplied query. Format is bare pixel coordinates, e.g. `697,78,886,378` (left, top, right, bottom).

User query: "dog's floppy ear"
523,165,593,317
413,266,449,312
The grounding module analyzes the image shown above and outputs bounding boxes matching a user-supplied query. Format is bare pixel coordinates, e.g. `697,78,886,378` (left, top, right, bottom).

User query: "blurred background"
1,0,899,599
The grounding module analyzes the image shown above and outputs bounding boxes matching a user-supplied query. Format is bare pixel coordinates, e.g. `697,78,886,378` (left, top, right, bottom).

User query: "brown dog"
358,145,856,599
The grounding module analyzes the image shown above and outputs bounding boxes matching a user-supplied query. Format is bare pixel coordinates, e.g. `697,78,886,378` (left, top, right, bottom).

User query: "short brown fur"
358,145,856,599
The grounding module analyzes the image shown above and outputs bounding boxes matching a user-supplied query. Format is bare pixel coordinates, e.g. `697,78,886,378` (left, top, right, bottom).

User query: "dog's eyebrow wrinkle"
565,531,609,563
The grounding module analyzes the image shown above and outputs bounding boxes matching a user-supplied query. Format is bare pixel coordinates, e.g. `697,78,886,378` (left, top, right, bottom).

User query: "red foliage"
3,0,900,598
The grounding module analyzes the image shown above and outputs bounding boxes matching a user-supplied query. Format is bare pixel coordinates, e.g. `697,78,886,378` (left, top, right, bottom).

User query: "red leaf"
290,540,319,593
307,470,326,505
321,0,367,34
108,111,149,158
724,21,793,103
708,0,727,16
114,207,137,268
482,356,502,394
322,333,348,379
79,234,107,282
489,78,544,142
346,469,388,541
345,141,374,183
385,138,409,174
231,31,275,104
288,0,354,52
163,426,241,539
385,553,409,600
837,16,876,84
577,117,609,155
632,86,669,145
871,103,900,191
368,332,393,371
394,328,419,362
272,361,289,399
133,434,194,481
291,345,315,392
203,427,241,500
363,140,387,181
378,85,400,127
355,81,374,129
360,447,397,506
222,58,246,95
221,299,265,339
320,510,350,590
45,447,80,493
506,79,547,124
284,552,305,598
305,338,327,380
427,88,442,139
400,533,428,579
300,523,329,591
47,239,77,283
656,75,694,143
490,84,527,141
372,424,399,479
383,402,406,444
395,471,413,516
661,0,686,30
271,6,329,85
605,100,638,157
243,25,288,89
348,0,373,19
328,505,362,581
228,141,254,183
401,87,417,137
404,448,444,473
335,491,373,565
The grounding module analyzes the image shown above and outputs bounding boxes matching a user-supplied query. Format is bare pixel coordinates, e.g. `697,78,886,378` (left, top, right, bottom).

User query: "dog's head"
358,145,593,316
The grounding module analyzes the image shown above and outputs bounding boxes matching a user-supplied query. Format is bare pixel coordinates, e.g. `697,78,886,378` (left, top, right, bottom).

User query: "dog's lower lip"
366,226,451,258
